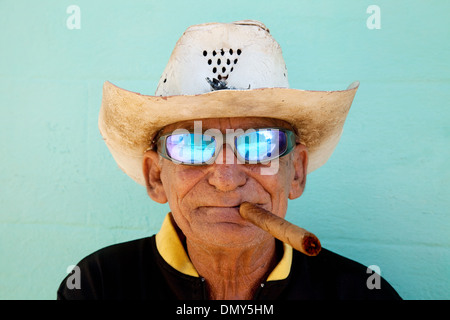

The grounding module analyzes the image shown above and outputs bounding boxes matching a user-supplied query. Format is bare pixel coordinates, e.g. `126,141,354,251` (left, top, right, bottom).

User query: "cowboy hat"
99,20,359,185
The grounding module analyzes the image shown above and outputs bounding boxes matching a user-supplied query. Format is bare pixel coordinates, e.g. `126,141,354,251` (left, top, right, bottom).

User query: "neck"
186,237,277,300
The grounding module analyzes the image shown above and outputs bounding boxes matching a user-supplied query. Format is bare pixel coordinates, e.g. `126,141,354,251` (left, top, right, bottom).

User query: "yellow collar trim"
267,242,293,281
155,213,292,281
155,214,199,277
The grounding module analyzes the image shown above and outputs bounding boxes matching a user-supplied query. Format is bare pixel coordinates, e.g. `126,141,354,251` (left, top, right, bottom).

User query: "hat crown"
155,20,289,96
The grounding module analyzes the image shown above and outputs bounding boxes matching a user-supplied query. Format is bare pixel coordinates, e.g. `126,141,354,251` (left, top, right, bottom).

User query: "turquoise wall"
1,0,449,299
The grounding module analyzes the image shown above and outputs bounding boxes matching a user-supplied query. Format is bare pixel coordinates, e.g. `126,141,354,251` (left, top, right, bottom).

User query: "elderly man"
58,21,400,300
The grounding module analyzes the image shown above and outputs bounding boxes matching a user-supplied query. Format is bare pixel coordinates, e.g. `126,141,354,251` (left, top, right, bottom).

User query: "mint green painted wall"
1,0,449,299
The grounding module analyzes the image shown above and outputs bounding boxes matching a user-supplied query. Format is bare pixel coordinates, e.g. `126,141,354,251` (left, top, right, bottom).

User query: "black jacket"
57,235,401,300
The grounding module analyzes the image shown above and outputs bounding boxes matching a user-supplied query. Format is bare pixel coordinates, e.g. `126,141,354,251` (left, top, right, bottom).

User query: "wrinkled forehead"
160,117,296,134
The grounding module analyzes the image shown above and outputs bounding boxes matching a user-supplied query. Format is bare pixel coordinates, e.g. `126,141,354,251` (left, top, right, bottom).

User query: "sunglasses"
153,128,297,165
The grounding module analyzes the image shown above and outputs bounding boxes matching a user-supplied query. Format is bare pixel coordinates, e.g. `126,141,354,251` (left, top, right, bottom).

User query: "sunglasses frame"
152,127,298,166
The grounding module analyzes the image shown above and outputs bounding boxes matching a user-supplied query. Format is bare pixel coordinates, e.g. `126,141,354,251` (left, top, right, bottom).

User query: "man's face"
143,117,308,249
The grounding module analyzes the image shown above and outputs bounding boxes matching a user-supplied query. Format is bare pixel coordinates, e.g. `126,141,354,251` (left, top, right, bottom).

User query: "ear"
142,150,168,204
288,144,308,200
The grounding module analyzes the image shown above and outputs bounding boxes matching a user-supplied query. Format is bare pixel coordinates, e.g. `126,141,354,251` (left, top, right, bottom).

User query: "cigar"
239,202,321,256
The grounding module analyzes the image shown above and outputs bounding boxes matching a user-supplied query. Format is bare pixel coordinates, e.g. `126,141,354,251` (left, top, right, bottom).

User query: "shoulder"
288,247,402,300
84,236,155,263
76,236,156,272
57,236,161,299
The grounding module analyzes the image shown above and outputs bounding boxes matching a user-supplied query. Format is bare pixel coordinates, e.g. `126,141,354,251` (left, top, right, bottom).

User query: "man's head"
143,117,308,248
98,21,358,246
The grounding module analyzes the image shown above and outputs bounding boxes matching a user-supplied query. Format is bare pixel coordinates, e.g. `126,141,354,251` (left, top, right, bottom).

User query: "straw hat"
99,20,359,185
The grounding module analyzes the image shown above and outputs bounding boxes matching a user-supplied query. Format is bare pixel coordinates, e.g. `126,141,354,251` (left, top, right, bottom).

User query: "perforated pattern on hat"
203,48,242,81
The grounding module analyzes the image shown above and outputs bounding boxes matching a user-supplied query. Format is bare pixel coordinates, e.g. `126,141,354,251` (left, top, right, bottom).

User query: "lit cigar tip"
303,234,322,256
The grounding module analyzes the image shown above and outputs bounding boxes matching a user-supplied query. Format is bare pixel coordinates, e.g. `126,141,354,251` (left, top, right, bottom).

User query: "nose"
207,144,247,192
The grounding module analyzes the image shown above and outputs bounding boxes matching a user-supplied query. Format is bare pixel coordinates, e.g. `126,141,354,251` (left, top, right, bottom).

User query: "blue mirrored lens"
166,134,215,163
235,129,287,162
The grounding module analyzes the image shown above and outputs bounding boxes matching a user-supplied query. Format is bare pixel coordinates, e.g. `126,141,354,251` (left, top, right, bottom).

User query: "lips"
199,203,240,210
198,203,267,223
201,205,241,212
211,206,240,209
201,202,265,210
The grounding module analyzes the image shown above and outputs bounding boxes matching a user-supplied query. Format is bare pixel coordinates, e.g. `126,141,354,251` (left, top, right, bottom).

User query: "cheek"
253,158,294,216
160,163,208,209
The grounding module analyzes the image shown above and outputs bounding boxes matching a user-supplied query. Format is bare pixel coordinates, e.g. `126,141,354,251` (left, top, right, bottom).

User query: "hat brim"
99,81,359,185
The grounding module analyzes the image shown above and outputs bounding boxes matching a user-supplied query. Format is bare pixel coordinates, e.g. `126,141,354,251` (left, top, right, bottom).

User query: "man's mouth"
197,203,267,227
202,205,241,211
202,203,264,209
202,204,240,209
